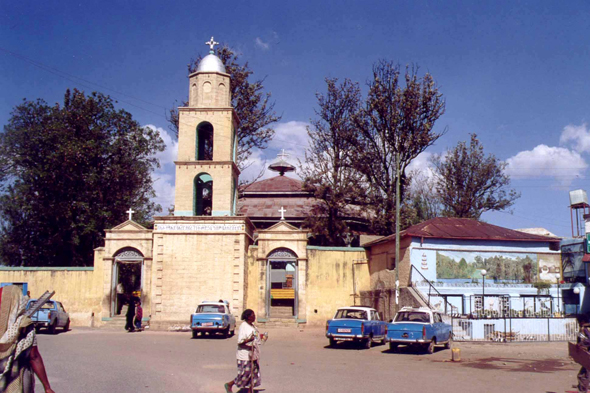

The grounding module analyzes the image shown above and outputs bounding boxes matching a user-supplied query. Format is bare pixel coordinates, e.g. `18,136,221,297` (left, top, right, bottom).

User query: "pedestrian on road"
134,300,143,331
0,285,55,393
125,297,136,332
224,309,266,393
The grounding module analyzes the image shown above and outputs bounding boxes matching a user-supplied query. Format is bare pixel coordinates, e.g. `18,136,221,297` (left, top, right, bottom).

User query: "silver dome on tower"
196,36,226,73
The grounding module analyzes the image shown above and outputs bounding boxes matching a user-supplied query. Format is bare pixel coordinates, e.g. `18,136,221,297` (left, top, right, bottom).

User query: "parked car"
190,300,236,338
26,299,70,334
385,306,452,353
325,306,387,349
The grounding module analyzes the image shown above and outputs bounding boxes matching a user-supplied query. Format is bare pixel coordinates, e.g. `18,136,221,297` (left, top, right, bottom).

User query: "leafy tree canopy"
432,133,520,220
168,45,280,170
0,89,165,266
350,61,446,235
300,78,365,246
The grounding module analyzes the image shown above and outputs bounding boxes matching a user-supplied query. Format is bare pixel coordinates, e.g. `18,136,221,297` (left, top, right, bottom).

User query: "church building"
0,39,572,333
94,39,369,328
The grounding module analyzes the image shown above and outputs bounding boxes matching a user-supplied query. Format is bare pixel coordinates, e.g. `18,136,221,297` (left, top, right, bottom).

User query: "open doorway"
112,249,143,317
267,248,297,319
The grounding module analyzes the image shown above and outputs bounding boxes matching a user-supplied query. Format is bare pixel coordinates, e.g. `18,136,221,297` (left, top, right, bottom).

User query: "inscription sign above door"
154,224,245,232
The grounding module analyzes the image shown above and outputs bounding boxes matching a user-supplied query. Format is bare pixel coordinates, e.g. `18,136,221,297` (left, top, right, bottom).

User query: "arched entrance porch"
267,248,298,319
112,248,144,317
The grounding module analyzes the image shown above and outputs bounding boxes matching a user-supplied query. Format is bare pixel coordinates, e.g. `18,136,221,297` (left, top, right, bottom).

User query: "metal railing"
410,265,458,316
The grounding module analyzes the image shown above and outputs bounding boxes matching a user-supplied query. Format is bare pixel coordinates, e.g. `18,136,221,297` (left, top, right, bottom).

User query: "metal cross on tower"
205,36,219,53
126,208,135,221
278,206,286,220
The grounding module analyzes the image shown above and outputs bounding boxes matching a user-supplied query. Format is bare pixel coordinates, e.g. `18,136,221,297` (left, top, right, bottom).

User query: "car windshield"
334,309,367,320
196,305,225,313
395,311,430,323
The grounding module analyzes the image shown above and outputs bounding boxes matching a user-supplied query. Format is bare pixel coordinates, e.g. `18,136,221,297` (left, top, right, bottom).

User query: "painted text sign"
154,224,245,232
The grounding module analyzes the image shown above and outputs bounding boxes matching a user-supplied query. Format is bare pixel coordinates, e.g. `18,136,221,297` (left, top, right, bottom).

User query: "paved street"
36,327,579,393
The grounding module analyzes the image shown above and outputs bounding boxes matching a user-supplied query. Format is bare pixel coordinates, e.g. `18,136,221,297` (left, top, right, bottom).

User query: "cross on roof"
277,149,289,161
279,206,286,220
126,208,135,221
205,36,219,53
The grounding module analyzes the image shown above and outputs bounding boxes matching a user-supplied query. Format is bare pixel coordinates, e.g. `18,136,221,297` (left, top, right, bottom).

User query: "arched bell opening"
196,121,213,161
194,173,213,216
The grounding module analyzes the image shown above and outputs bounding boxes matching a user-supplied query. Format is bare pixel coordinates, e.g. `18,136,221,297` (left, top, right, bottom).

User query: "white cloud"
406,151,435,178
269,121,311,151
255,37,269,50
145,124,178,211
505,145,587,186
559,123,590,153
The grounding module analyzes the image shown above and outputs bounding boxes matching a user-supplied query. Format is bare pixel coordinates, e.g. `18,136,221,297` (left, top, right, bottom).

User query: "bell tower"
174,37,239,217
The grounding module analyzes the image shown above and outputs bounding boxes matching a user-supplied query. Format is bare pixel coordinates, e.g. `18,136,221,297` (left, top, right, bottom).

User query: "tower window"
196,122,213,161
194,173,213,216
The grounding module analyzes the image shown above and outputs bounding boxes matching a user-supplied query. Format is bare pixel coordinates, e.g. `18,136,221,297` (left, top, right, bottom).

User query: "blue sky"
2,0,590,237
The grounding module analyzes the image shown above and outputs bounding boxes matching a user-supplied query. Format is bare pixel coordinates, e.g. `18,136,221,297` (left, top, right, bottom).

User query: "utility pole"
395,152,400,306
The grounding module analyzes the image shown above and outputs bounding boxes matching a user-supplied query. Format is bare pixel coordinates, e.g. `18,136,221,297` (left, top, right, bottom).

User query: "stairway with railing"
409,265,457,316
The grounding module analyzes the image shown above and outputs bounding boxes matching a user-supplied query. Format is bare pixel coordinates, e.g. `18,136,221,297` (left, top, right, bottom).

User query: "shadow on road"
381,344,447,355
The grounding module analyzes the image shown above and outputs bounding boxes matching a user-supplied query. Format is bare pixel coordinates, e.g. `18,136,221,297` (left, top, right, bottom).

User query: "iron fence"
451,317,578,342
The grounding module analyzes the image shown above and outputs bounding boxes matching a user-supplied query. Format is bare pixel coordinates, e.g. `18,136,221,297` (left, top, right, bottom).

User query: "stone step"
100,316,129,330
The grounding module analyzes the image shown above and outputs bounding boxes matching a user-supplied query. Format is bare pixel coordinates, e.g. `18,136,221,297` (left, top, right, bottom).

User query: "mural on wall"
436,251,539,283
537,255,562,284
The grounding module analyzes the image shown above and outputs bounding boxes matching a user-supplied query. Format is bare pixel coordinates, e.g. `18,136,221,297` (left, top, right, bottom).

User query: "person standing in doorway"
224,309,266,392
116,282,125,315
125,297,136,332
134,300,143,331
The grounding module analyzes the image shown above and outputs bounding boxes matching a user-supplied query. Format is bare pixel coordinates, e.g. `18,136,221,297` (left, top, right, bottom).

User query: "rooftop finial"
205,36,219,54
268,149,296,176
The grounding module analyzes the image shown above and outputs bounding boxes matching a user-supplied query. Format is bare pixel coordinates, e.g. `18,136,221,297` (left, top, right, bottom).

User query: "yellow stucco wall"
305,248,370,325
245,246,370,326
0,247,105,327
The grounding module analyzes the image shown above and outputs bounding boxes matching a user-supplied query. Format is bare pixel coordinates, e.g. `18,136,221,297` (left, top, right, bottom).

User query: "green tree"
300,78,365,246
168,45,280,169
431,133,520,219
351,61,446,235
0,89,165,266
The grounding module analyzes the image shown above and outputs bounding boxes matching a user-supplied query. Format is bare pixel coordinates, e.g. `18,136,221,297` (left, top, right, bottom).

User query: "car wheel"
230,327,235,337
222,327,230,338
389,343,398,352
380,336,386,345
444,334,452,349
192,330,199,339
34,325,41,333
63,319,70,332
425,340,435,354
362,338,371,349
48,321,57,335
329,338,336,348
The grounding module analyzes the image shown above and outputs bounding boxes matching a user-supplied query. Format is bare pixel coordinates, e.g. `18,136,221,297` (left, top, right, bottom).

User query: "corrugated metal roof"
364,217,560,247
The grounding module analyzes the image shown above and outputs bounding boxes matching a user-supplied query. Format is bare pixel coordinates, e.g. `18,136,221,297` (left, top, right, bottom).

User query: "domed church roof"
196,36,226,74
196,54,226,73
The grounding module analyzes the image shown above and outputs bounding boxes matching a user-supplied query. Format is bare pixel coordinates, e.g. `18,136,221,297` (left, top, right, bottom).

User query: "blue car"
385,307,452,353
190,300,236,339
27,299,70,334
325,306,387,349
